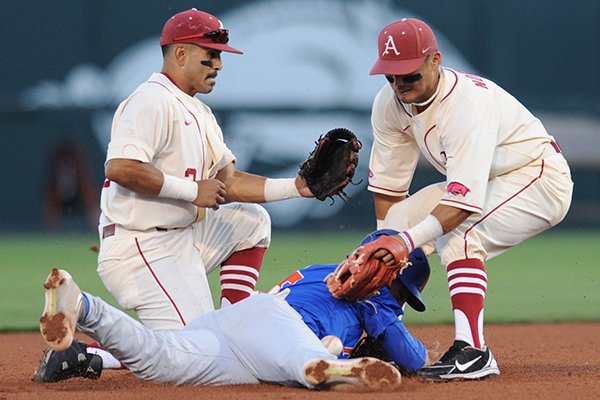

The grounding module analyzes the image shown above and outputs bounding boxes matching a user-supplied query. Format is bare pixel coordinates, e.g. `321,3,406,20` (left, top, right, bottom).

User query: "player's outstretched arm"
379,320,428,372
215,162,311,203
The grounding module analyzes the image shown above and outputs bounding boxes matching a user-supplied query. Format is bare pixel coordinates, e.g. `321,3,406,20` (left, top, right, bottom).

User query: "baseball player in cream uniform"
97,9,312,334
365,18,573,380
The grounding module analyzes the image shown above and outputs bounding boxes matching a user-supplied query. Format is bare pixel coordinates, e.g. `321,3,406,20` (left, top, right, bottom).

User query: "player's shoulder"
372,84,407,127
442,68,499,101
126,74,174,105
373,83,396,109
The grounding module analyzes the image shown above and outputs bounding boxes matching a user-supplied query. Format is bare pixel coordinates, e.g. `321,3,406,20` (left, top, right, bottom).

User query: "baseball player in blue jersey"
279,230,431,372
34,230,432,389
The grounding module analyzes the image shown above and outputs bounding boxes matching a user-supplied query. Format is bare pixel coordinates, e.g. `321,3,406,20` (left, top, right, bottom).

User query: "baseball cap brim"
405,283,427,312
189,41,243,54
369,56,427,76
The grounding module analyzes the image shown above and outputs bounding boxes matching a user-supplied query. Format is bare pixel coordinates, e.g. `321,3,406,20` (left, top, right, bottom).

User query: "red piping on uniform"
400,102,412,118
462,160,545,258
135,237,186,327
367,184,408,194
440,198,483,213
103,180,110,188
160,72,183,91
440,69,458,103
423,125,446,171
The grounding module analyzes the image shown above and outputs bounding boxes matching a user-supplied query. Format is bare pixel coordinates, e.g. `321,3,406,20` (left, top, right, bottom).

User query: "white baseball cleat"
39,268,83,352
303,357,401,391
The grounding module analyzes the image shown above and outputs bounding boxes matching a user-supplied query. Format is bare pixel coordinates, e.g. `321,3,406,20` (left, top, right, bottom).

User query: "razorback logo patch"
447,181,470,196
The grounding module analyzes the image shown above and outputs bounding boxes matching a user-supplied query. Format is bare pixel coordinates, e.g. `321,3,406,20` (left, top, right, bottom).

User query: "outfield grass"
0,230,598,331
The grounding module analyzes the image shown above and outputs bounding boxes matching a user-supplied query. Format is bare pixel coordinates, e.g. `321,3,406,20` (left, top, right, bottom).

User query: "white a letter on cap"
382,35,400,56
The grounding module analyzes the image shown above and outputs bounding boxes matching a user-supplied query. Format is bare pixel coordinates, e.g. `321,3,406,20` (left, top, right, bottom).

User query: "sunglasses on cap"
385,73,423,84
174,28,230,44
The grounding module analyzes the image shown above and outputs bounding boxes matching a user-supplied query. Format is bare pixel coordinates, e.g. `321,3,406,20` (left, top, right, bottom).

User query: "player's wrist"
401,214,443,253
264,178,301,202
158,174,198,202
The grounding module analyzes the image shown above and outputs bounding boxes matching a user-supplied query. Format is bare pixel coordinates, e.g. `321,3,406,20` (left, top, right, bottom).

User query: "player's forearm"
105,159,164,196
381,322,428,372
221,170,269,202
217,166,303,203
431,204,472,234
394,205,471,254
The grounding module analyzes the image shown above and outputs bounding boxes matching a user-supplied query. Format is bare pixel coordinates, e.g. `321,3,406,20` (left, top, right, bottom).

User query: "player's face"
182,45,223,95
386,52,441,105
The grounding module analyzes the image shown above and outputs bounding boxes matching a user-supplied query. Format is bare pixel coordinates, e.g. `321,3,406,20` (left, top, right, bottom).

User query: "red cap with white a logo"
370,18,437,75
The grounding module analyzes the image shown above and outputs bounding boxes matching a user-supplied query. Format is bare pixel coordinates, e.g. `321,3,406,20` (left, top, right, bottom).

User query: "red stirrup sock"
446,259,487,349
220,247,267,307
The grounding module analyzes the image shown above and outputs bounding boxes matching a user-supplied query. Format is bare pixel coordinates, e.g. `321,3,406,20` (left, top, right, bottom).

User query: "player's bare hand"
193,179,226,209
295,176,314,198
373,236,409,266
425,341,441,365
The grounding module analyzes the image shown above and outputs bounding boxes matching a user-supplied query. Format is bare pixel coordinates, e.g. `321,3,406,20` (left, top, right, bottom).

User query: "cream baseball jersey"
101,73,235,230
369,67,556,214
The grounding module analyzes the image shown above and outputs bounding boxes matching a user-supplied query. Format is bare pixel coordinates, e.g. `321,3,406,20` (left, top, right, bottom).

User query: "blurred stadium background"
0,0,598,329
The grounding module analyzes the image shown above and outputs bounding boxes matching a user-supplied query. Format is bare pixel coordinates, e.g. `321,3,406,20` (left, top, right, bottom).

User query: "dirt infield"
2,323,599,400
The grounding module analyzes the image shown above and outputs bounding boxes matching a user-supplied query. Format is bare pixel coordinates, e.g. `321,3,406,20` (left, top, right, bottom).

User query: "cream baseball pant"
97,203,271,331
381,151,573,266
77,291,334,386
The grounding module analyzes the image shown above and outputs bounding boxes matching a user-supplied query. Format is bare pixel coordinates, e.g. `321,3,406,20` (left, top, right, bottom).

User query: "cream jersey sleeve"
107,89,169,163
368,85,420,197
436,87,497,213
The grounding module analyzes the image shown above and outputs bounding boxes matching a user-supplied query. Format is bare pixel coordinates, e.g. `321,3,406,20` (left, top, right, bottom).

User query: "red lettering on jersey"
462,73,489,90
447,181,470,197
278,270,305,288
185,168,197,181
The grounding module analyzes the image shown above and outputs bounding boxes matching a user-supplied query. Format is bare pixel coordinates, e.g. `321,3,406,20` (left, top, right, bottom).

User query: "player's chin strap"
411,71,441,107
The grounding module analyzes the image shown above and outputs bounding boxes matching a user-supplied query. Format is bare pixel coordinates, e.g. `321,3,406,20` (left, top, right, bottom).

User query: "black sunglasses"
385,73,423,84
174,28,230,44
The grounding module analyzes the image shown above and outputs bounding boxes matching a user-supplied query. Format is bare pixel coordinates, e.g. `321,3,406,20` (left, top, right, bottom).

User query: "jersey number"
278,271,305,288
185,168,197,181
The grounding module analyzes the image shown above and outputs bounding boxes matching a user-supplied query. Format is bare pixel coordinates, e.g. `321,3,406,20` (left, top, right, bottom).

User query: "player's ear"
173,44,190,66
431,52,442,68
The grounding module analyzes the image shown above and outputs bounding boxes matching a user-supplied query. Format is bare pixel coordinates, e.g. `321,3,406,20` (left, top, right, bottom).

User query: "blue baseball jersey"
278,264,426,371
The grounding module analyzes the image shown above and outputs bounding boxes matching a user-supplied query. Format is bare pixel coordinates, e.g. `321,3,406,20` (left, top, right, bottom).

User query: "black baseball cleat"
33,339,102,382
417,340,499,381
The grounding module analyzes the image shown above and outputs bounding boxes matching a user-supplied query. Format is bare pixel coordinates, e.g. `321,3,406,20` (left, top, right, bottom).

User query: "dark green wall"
0,0,598,232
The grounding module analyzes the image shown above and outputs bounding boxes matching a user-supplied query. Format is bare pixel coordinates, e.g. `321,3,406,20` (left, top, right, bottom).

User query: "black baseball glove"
349,336,393,363
298,128,362,201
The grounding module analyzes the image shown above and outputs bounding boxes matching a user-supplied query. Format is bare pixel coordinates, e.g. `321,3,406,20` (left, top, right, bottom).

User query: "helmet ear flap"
390,247,430,312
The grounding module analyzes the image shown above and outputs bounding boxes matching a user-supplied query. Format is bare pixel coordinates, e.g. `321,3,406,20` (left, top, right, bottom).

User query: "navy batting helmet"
359,229,430,311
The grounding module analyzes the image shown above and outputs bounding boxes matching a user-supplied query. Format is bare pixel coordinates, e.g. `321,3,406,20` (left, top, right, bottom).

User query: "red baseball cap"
160,8,243,54
370,18,437,75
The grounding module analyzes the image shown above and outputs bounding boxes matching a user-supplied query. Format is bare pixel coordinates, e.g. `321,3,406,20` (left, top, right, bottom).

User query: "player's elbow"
105,159,140,186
